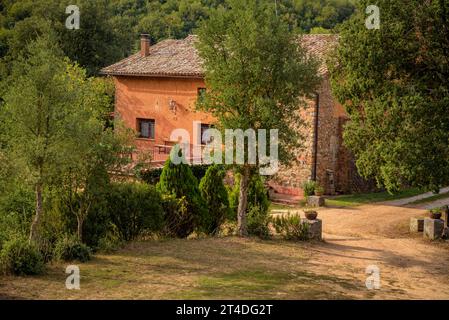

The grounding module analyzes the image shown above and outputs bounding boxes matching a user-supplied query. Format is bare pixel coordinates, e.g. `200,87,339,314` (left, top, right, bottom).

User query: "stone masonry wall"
270,75,354,196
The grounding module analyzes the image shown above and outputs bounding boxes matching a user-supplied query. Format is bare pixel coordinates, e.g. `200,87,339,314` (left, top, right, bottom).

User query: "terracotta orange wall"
114,76,215,151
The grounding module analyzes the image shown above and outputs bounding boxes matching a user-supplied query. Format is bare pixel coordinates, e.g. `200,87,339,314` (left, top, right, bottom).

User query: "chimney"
140,34,151,57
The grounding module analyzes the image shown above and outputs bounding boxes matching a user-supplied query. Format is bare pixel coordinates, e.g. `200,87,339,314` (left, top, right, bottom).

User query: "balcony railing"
125,143,209,167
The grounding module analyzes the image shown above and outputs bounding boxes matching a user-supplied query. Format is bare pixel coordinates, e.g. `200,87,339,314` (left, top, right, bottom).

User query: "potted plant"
304,210,318,220
314,185,324,197
302,180,317,198
429,208,442,220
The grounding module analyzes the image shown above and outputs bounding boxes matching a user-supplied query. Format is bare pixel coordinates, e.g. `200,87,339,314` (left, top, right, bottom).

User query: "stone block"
307,196,325,207
303,218,322,240
410,217,424,233
442,227,449,240
424,218,444,240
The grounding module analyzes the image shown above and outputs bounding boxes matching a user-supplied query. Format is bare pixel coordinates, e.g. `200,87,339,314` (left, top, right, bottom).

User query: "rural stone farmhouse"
101,34,359,197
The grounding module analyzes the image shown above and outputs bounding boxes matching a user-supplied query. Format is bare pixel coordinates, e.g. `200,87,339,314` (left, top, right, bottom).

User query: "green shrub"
247,205,271,239
199,165,230,234
229,173,270,220
272,214,310,241
160,195,193,238
0,238,44,275
140,168,163,185
107,182,164,241
157,147,208,237
38,196,72,262
52,165,111,248
81,194,112,247
0,184,35,247
141,164,223,185
46,181,164,246
302,180,317,197
97,224,123,253
53,235,91,262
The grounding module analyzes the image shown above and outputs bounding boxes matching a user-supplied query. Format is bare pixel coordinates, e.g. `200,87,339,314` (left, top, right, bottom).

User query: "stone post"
424,218,444,240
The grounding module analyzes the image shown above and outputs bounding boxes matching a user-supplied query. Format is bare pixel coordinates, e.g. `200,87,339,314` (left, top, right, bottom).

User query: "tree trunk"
77,215,83,243
29,182,43,243
237,166,251,237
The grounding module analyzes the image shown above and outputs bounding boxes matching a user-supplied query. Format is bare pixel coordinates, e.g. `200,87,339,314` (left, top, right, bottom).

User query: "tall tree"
196,0,320,236
0,35,122,242
330,0,449,192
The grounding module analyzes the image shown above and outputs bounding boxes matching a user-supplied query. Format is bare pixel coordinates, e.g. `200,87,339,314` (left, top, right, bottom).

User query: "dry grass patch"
0,237,363,300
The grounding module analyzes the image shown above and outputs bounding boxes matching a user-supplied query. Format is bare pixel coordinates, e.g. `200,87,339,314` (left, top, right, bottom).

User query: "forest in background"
0,0,357,76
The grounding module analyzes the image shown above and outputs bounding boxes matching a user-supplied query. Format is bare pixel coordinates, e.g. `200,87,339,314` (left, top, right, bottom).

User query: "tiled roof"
300,34,339,75
100,34,338,77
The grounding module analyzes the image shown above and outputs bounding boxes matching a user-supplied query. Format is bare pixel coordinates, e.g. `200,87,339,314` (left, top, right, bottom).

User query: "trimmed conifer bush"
199,165,230,235
157,147,208,237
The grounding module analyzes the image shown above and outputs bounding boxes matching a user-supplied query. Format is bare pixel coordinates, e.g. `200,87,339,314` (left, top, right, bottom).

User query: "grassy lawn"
270,203,302,211
325,188,423,207
0,237,362,300
407,191,449,205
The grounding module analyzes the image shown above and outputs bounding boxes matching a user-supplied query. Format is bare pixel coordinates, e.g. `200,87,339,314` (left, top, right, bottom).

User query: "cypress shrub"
199,165,230,235
156,147,208,237
141,164,223,185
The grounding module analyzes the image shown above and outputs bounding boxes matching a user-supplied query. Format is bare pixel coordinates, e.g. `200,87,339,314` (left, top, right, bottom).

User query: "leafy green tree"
57,126,134,242
199,164,230,234
228,174,270,218
330,0,449,192
196,0,320,236
0,35,127,242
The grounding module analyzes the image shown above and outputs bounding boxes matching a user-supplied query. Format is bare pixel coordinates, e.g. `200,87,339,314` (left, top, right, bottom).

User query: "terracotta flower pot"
305,211,318,220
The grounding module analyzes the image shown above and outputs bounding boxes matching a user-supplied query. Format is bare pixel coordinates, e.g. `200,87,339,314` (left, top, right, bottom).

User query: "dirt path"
306,200,449,299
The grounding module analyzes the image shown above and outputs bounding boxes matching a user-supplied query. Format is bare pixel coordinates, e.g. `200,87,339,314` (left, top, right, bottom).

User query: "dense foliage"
196,0,321,235
140,164,222,185
157,148,208,237
0,238,44,275
53,235,91,262
247,205,271,239
272,213,309,240
330,0,449,192
229,174,271,218
302,180,317,197
0,0,355,77
106,182,165,241
199,165,230,234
